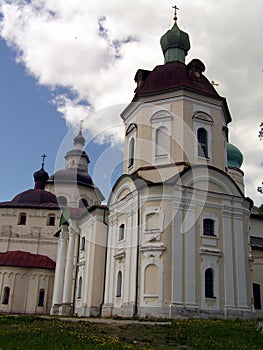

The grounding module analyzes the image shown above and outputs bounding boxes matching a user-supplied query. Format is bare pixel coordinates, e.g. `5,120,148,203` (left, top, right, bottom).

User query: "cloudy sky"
0,0,262,205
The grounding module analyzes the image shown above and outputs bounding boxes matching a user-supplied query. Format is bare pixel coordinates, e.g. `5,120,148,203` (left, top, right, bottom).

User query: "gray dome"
48,169,94,187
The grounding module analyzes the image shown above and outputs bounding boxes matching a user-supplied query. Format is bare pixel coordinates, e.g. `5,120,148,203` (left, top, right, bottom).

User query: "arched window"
203,219,215,236
155,126,169,156
57,196,67,207
77,277,82,299
197,128,208,158
18,213,27,225
128,138,135,167
2,286,10,305
79,198,88,208
38,289,45,307
116,271,122,297
205,268,214,298
47,214,56,226
81,237,85,251
118,224,125,241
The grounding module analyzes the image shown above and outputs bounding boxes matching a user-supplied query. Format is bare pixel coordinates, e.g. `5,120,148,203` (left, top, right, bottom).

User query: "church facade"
0,10,263,318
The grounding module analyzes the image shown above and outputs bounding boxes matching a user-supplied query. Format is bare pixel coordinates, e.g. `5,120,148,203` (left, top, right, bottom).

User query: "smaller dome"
160,23,190,60
33,166,49,190
74,130,85,147
48,169,94,187
227,143,243,169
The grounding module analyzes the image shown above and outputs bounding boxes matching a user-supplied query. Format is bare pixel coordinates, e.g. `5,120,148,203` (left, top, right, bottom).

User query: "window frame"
38,289,45,307
116,271,122,297
203,218,215,237
118,224,125,242
197,127,208,158
193,111,213,162
77,276,82,299
2,286,10,305
18,213,27,225
205,268,215,298
128,137,135,168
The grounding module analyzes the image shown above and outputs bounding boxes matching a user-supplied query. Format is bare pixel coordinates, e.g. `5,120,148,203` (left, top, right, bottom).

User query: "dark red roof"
0,251,56,270
0,189,59,209
134,60,219,99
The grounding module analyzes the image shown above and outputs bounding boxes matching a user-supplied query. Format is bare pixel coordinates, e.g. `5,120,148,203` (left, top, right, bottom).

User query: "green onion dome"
227,143,243,169
160,22,190,64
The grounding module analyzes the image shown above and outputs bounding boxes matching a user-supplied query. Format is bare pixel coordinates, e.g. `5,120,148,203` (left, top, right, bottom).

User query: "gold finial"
80,119,84,133
211,80,219,87
172,5,179,22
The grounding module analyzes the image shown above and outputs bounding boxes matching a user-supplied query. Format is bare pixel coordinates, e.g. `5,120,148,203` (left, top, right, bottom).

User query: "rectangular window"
203,219,215,236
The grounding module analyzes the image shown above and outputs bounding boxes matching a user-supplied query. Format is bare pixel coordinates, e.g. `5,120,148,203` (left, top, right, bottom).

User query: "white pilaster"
222,209,235,309
234,213,248,308
103,222,113,305
123,214,132,304
172,203,183,304
82,224,92,306
184,206,196,306
62,226,76,304
51,226,68,310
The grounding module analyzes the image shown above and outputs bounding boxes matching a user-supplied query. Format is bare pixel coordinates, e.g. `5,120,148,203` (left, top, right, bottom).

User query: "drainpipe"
100,208,109,315
134,188,140,316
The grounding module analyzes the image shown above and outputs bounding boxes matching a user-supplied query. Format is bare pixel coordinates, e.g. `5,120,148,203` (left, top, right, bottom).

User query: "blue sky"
0,38,67,200
0,38,122,202
0,1,263,205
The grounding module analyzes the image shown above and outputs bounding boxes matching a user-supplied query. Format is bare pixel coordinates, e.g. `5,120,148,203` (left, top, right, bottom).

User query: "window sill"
155,154,168,159
201,235,218,239
205,296,216,300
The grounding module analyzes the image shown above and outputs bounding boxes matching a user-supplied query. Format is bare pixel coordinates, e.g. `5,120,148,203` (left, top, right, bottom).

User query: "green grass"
0,315,263,349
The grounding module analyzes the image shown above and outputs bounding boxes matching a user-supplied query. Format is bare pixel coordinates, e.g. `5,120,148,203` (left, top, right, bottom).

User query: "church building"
0,8,263,319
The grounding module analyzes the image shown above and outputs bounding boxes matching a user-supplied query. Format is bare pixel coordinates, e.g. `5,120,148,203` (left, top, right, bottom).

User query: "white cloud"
0,0,263,204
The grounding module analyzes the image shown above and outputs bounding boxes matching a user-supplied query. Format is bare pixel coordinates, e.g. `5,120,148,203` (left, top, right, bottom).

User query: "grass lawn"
0,315,263,349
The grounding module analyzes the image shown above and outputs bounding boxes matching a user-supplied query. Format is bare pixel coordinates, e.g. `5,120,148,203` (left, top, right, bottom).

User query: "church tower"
49,126,105,316
46,126,104,208
102,8,253,319
122,7,232,184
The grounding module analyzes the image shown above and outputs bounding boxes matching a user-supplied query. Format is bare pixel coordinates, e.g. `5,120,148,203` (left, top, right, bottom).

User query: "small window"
203,219,215,236
18,213,27,225
47,214,55,226
128,138,135,168
116,271,122,297
38,289,45,307
79,198,88,208
58,196,67,207
78,277,82,299
118,224,125,241
2,287,10,305
81,237,85,251
205,268,214,298
198,128,208,158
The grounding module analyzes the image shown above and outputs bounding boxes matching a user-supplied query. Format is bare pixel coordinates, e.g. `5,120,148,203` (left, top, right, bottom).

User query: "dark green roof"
227,143,243,169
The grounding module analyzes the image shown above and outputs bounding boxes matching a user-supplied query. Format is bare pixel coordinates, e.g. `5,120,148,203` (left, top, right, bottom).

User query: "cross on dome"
41,153,47,168
172,5,179,22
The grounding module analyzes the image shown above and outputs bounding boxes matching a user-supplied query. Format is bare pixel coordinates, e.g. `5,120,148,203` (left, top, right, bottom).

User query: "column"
62,226,76,306
50,226,68,315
